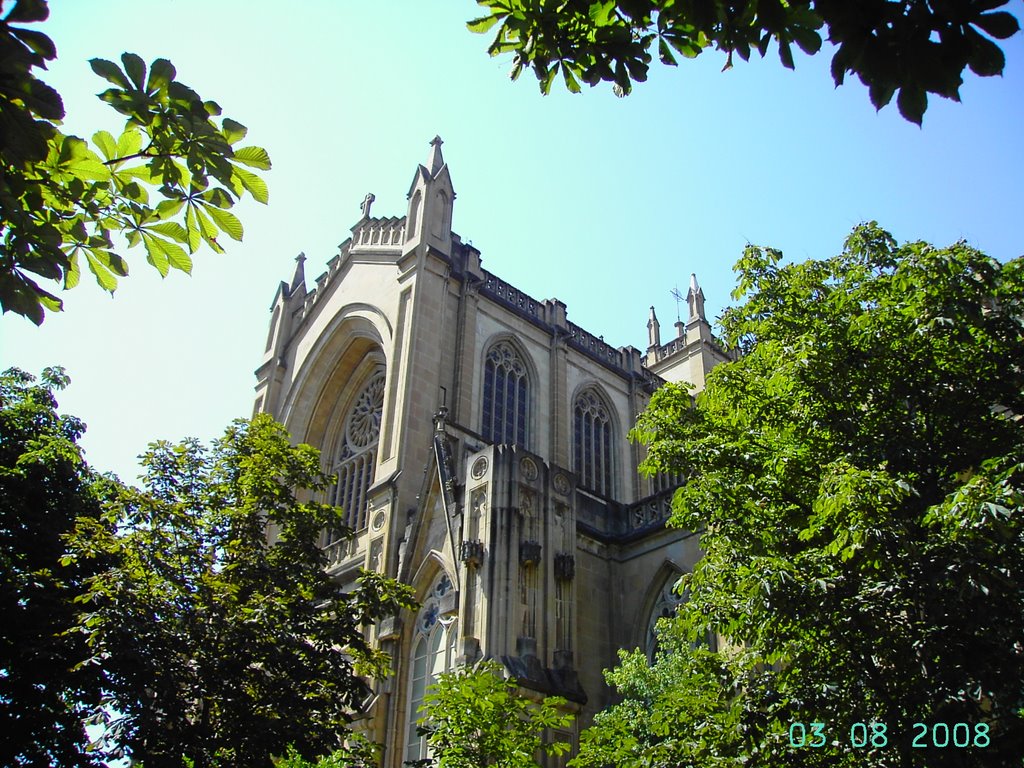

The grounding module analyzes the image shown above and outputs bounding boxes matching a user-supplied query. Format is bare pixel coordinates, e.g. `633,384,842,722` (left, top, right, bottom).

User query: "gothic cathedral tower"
255,138,733,765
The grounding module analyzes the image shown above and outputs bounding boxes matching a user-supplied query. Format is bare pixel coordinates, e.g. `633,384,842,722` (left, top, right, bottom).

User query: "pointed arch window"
645,573,715,660
405,573,457,764
481,340,529,447
329,369,385,532
574,388,614,497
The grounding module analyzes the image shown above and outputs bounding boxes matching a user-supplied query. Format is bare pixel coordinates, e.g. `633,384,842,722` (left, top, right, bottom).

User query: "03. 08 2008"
788,721,990,749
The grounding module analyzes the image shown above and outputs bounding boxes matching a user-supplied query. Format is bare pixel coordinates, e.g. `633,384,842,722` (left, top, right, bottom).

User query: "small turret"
687,273,706,322
647,306,661,349
404,135,456,257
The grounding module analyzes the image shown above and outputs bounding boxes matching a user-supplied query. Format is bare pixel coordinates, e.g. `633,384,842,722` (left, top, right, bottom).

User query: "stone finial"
687,272,706,322
647,305,661,348
427,135,445,175
289,252,306,295
360,192,375,219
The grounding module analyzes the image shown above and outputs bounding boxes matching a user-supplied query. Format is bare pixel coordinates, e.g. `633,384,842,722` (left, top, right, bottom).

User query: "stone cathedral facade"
254,138,733,765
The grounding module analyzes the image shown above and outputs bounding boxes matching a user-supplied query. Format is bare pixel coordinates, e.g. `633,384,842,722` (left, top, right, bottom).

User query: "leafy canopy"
0,367,105,767
64,414,416,768
468,0,1020,123
609,224,1024,766
414,659,574,767
0,0,271,324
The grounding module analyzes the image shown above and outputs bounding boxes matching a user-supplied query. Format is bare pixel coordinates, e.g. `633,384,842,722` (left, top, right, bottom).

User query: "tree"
592,224,1024,766
0,367,105,767
467,0,1020,124
272,736,380,768
1,0,271,324
571,627,745,768
65,415,416,768
413,659,574,767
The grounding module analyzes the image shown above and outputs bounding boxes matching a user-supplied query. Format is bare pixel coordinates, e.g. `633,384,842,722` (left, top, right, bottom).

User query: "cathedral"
254,137,733,765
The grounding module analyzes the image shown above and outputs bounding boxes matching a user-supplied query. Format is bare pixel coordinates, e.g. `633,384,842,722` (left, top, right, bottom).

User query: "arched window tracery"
645,572,715,660
646,575,686,660
405,573,457,764
573,387,615,496
481,340,529,447
328,368,385,534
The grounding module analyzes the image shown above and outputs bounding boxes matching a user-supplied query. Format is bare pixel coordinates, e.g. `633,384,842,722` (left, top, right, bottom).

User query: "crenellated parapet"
350,215,406,251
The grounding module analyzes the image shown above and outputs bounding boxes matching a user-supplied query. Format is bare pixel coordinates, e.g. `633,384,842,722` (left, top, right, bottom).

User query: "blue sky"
3,0,1022,482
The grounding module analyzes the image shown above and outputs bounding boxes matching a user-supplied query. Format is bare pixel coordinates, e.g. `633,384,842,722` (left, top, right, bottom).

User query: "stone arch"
569,381,621,497
430,189,449,237
408,189,422,238
400,558,458,765
636,560,686,659
278,304,392,448
477,334,538,449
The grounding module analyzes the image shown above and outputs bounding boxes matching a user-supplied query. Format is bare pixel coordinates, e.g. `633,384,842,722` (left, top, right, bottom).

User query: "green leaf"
221,118,248,145
965,27,1006,76
89,58,131,90
5,0,49,23
155,198,185,220
116,128,143,159
869,80,896,110
200,187,234,209
467,14,501,33
141,233,170,276
973,11,1019,39
11,27,57,60
64,252,81,290
896,85,927,124
205,205,243,241
589,1,617,26
658,37,678,66
231,166,269,204
778,39,794,70
121,53,147,90
192,204,223,253
232,146,272,170
185,204,201,251
148,222,189,243
85,250,120,292
92,130,117,162
145,58,176,93
562,62,582,93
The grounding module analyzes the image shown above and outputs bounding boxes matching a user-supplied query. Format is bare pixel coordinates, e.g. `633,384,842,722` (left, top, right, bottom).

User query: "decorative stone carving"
520,489,534,515
470,489,487,516
377,614,402,641
345,373,385,448
520,456,538,482
371,509,386,531
519,540,542,566
553,472,570,496
459,539,484,567
369,538,383,572
554,551,575,581
439,589,459,620
471,457,488,480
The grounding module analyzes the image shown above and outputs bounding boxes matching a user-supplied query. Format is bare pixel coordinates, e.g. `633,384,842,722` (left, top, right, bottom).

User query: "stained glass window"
405,573,457,763
573,388,614,496
328,369,385,534
482,341,529,446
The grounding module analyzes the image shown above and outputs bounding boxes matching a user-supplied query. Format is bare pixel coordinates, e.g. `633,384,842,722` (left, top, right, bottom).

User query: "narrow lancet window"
481,341,529,446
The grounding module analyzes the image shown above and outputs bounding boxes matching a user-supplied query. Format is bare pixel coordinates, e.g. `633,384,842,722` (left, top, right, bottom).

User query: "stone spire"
687,272,706,322
427,135,445,175
289,252,306,296
404,135,455,257
647,306,661,349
